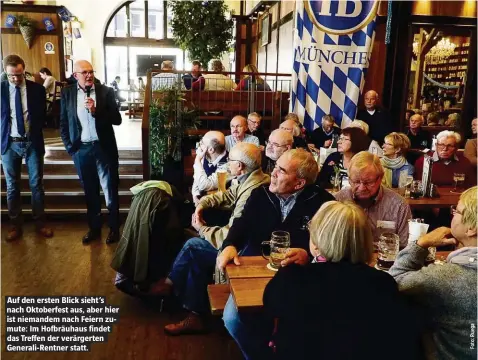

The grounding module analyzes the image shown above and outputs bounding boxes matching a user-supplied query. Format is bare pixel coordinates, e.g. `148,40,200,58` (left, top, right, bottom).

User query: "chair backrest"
52,81,64,102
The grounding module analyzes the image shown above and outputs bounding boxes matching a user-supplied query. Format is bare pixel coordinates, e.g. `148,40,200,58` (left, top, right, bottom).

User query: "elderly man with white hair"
335,151,412,247
279,119,310,150
415,130,476,188
145,142,269,335
225,115,259,152
356,90,393,145
262,129,293,175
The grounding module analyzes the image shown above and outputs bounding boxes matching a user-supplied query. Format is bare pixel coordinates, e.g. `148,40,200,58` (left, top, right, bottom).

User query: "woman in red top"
235,64,271,91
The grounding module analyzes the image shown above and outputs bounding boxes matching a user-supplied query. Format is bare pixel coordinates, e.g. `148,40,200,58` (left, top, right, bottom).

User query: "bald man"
279,119,310,151
225,115,259,152
406,114,431,149
60,60,122,245
356,90,393,145
192,130,229,203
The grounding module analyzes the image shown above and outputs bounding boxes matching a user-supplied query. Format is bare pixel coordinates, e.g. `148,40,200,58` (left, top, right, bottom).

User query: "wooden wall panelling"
412,1,477,18
1,34,61,80
361,22,387,104
1,4,65,80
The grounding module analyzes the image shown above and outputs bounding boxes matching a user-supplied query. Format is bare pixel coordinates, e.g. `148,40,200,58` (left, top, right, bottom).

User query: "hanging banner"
291,0,379,130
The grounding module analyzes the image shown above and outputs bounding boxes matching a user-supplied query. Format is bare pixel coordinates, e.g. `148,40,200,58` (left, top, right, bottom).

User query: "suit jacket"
1,80,46,155
60,84,122,160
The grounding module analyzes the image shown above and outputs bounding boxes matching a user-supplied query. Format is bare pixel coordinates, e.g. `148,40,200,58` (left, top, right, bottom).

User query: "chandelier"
425,38,456,62
412,41,419,57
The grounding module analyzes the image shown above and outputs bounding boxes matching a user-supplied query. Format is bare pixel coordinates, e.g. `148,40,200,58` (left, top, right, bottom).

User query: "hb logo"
305,0,378,35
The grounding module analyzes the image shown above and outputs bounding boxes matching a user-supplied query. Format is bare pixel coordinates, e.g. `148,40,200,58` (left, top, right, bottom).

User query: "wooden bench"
182,90,289,134
207,284,230,315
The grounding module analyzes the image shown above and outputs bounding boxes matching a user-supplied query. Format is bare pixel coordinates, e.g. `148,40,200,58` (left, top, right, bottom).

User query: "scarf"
380,156,407,188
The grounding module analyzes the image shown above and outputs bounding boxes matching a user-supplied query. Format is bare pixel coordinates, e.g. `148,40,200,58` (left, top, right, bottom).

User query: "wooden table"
226,252,451,312
404,187,460,209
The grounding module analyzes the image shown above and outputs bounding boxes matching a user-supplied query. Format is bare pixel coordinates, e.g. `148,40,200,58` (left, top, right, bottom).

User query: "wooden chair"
48,81,64,128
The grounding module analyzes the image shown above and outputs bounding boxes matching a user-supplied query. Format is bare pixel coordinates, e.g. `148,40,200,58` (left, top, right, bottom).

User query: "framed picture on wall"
65,40,72,56
260,13,271,47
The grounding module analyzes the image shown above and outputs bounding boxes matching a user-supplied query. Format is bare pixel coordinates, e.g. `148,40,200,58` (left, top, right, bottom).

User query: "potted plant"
16,15,36,48
149,85,200,180
168,1,234,66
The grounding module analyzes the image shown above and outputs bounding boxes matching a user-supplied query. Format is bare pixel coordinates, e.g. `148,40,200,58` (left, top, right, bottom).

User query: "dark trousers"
72,142,119,231
1,141,45,227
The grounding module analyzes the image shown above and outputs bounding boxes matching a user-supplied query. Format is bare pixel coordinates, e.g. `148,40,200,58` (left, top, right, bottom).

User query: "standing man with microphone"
60,60,122,244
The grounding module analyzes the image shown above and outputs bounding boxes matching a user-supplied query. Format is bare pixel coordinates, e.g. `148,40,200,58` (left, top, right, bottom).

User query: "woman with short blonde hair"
309,201,373,263
263,200,420,360
381,132,414,188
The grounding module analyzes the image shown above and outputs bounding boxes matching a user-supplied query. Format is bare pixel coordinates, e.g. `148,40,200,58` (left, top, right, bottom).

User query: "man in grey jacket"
390,186,477,360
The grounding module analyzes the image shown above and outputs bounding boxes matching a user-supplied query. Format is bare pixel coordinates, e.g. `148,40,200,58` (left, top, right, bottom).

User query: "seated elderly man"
415,130,476,188
308,114,341,151
246,112,266,147
279,119,309,150
149,143,269,335
192,131,229,204
225,115,260,152
406,114,431,150
335,151,412,247
218,149,334,360
390,186,477,360
262,129,293,175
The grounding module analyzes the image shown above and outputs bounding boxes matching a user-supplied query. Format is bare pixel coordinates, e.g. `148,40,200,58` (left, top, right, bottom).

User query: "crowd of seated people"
113,103,477,360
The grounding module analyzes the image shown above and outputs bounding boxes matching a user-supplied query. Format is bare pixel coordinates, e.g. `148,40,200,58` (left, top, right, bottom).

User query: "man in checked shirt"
334,151,412,247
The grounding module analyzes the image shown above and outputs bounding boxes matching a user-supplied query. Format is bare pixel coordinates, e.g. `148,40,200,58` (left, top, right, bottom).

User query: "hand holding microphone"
84,86,95,114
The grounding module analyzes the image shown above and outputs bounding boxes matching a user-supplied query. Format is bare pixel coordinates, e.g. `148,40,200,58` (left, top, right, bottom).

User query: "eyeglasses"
228,158,242,164
75,70,95,76
450,205,463,216
248,119,260,125
337,136,351,142
349,177,379,188
7,73,24,79
266,140,288,148
437,143,456,150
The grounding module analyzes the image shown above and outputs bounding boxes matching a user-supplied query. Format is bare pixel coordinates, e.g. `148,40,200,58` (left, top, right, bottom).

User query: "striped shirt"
276,189,304,222
334,186,412,247
225,134,260,152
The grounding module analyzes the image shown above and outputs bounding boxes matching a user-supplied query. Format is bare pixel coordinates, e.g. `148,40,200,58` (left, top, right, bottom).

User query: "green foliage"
16,15,36,27
168,0,234,67
149,85,200,178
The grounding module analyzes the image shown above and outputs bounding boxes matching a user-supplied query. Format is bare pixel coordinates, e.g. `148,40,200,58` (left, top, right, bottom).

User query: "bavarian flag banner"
291,0,379,130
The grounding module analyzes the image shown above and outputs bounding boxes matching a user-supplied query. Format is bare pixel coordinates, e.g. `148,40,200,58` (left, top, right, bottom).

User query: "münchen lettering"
296,46,369,66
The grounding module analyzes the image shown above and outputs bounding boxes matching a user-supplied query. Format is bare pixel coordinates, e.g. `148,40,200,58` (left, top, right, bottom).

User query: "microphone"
85,86,92,113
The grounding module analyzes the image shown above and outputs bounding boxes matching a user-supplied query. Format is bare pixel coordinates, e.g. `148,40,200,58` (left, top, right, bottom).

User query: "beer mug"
377,232,400,270
261,231,290,270
410,180,423,199
216,169,228,192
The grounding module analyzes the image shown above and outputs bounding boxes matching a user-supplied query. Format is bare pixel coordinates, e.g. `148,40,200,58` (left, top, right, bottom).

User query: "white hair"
349,120,369,135
230,142,261,173
437,130,461,144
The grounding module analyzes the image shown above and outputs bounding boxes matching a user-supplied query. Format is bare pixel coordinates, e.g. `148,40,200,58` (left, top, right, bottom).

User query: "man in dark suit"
60,60,122,244
1,54,53,241
356,90,393,145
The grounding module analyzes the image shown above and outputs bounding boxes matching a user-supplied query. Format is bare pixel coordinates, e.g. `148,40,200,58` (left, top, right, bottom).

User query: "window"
130,1,145,37
148,0,164,39
106,7,127,37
